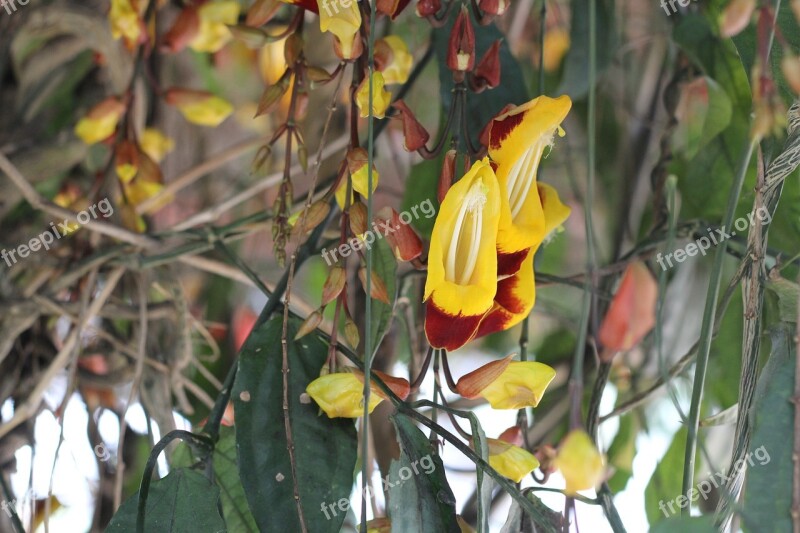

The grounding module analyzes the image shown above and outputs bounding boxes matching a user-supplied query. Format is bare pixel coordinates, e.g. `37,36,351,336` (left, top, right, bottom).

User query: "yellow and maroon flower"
424,158,501,351
455,355,556,409
488,95,571,276
474,183,570,338
355,72,392,119
318,0,362,59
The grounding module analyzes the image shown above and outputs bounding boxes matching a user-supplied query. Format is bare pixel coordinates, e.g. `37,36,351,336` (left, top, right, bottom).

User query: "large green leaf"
556,0,616,100
105,468,225,532
388,413,459,533
606,415,637,493
400,157,441,239
432,11,529,147
742,326,795,533
232,316,357,533
214,426,258,532
671,14,754,220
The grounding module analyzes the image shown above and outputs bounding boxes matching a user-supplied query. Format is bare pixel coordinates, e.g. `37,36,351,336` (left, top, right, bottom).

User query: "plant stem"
681,138,755,510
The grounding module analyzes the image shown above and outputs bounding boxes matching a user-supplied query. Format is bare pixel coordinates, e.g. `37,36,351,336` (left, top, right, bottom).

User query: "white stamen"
445,179,488,285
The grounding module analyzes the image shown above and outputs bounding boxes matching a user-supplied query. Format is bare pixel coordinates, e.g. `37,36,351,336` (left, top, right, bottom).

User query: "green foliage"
214,426,259,532
232,316,358,533
645,427,690,525
368,238,398,360
388,413,460,532
106,468,225,532
742,326,796,533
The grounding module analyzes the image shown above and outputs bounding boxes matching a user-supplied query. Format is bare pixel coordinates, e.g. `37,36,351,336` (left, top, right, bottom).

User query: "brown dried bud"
161,6,200,53
392,100,430,152
321,266,346,306
295,309,324,340
447,8,476,72
474,40,502,88
246,0,282,27
290,200,331,236
377,207,423,262
438,149,457,203
349,201,368,235
358,267,391,304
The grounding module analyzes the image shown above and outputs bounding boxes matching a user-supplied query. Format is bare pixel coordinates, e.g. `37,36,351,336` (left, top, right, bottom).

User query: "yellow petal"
379,36,413,85
318,0,361,59
140,128,175,163
554,429,605,495
541,28,570,72
74,99,126,145
190,1,241,52
109,0,142,43
474,251,536,338
172,93,234,126
489,95,571,255
424,157,501,317
335,149,380,209
124,180,163,206
356,72,392,119
487,438,540,482
538,182,571,239
479,361,556,409
306,373,383,418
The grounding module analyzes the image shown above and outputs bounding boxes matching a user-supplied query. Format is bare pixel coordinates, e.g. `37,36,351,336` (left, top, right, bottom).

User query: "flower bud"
447,8,476,72
416,0,441,17
377,207,423,262
295,309,324,340
344,315,360,348
377,0,412,18
719,0,756,38
115,140,139,184
289,199,331,236
255,79,290,118
161,6,200,53
359,267,391,304
321,266,347,306
474,40,502,88
392,100,430,152
246,0,282,27
349,201,368,235
284,34,304,65
437,149,457,203
478,0,509,16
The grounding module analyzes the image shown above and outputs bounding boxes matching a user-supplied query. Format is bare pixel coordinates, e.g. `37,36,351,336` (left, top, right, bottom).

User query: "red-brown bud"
377,207,423,262
416,0,441,17
447,8,476,72
478,0,509,16
392,100,430,152
438,149,457,203
377,0,412,18
161,6,200,53
474,40,502,88
246,0,282,27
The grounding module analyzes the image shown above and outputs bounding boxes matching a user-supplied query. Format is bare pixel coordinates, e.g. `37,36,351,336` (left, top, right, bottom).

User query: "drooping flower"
140,128,175,163
335,147,380,209
597,261,657,357
74,97,126,145
356,72,392,119
456,355,556,409
487,438,540,483
165,88,234,126
318,0,362,60
190,1,241,53
392,100,430,152
306,369,409,418
424,158,501,351
488,95,571,276
473,41,502,89
377,207,423,262
554,429,605,495
375,36,413,85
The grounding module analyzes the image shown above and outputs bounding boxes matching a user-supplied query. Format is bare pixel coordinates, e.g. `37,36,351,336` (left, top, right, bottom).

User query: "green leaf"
644,427,689,525
766,277,799,323
213,426,258,532
368,238,397,360
400,157,440,239
432,11,529,147
606,415,637,493
742,326,795,533
649,515,716,533
671,14,754,220
388,413,460,533
500,490,563,533
556,0,616,100
232,316,357,533
105,468,225,532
